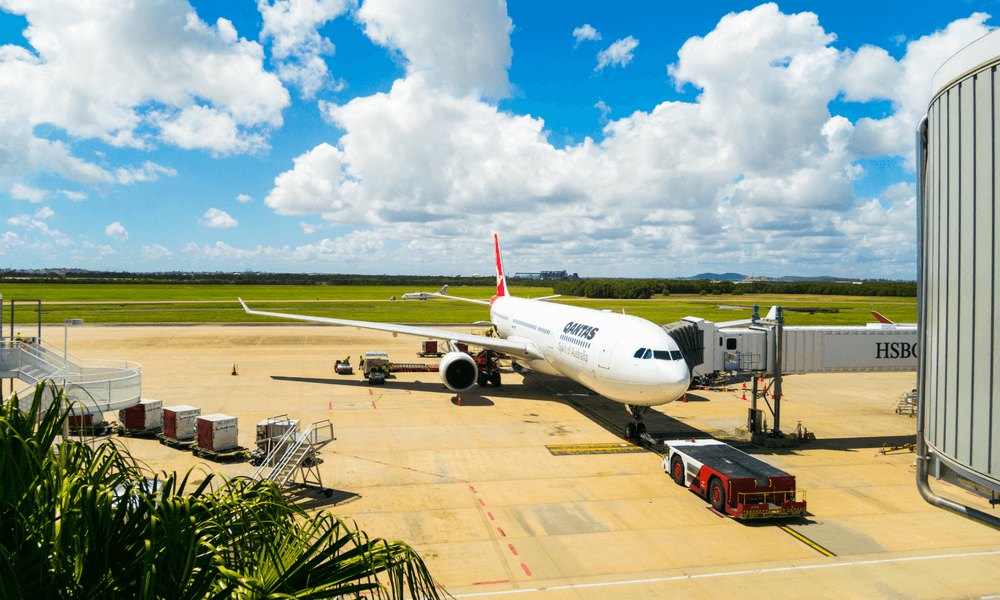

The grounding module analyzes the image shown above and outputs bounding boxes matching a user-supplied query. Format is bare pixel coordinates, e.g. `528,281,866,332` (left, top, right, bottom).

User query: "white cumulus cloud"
105,221,128,242
573,24,601,45
596,36,639,71
357,0,513,98
200,208,238,229
10,183,47,203
115,162,178,184
0,0,290,186
260,3,992,278
237,193,253,203
141,243,173,259
257,0,353,97
58,190,88,201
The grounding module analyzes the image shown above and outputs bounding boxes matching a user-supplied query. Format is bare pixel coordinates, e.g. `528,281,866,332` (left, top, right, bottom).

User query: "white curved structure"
0,336,141,415
917,28,1000,526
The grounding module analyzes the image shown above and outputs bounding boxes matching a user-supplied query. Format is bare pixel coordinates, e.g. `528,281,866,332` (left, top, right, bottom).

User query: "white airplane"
239,235,691,439
400,285,449,300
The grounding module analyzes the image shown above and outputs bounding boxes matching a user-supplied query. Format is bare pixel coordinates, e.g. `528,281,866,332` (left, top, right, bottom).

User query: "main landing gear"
624,404,648,441
477,350,502,388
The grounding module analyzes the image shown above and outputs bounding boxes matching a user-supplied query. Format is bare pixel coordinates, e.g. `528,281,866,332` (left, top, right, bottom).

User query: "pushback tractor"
664,439,806,519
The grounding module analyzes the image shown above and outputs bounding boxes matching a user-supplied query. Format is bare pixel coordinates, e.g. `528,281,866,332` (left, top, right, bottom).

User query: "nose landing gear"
624,404,648,441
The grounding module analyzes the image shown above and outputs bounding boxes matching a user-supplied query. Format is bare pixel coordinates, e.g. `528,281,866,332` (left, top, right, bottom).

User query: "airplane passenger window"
671,350,683,360
634,348,646,358
643,349,652,359
653,350,671,360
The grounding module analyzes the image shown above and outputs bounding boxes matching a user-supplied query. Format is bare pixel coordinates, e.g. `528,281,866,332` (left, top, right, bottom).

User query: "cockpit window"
638,348,684,361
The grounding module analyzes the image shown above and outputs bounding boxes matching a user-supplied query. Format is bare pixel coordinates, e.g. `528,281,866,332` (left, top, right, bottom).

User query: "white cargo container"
121,398,162,432
197,414,239,452
162,405,200,441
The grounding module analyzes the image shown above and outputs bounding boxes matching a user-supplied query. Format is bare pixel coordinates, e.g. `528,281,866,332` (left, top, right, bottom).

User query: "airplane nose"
652,361,690,403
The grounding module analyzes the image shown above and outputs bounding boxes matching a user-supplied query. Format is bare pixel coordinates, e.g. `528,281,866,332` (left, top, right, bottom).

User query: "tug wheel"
709,478,726,513
670,456,685,485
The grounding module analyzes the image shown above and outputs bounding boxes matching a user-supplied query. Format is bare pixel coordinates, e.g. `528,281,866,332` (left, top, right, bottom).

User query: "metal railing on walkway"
0,337,141,414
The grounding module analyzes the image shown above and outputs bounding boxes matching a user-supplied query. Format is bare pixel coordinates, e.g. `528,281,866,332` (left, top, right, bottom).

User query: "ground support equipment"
156,433,196,450
895,389,917,416
112,422,162,439
252,420,335,498
192,445,251,462
389,362,439,373
663,439,806,519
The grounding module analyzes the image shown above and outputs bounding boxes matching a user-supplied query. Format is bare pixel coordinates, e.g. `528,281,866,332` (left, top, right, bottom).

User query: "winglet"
239,297,249,312
871,310,894,324
491,234,507,305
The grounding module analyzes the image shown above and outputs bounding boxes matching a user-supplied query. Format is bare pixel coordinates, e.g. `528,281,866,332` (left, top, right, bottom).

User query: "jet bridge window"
726,338,737,351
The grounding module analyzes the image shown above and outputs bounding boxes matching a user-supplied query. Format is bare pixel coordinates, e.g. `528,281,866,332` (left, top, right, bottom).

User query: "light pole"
62,318,84,441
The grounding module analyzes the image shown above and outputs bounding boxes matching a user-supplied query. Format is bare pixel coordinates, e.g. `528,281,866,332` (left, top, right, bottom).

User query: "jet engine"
439,351,478,392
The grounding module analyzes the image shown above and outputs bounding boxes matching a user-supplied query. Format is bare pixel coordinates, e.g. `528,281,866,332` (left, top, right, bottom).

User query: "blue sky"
0,1,995,278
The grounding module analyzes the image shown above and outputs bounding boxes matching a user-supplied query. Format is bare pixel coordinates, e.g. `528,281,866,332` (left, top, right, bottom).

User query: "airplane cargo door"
598,331,621,369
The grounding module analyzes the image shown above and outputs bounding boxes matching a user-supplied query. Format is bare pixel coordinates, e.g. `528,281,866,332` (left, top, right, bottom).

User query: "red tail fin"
871,310,894,324
492,234,507,305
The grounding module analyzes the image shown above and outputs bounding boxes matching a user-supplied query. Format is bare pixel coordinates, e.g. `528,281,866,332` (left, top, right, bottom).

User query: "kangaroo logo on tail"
492,234,507,305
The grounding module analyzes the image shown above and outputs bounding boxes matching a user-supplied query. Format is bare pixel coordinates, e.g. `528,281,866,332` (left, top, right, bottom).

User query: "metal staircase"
1,336,141,415
252,419,335,493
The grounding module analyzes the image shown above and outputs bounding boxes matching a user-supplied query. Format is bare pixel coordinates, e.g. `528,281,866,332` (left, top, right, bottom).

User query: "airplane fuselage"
490,296,690,406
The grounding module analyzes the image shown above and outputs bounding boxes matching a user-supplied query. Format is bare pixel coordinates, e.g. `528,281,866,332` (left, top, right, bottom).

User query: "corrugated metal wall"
924,65,1000,482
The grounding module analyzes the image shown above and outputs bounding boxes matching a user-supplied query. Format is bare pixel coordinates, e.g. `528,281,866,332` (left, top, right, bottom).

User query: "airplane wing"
238,298,544,361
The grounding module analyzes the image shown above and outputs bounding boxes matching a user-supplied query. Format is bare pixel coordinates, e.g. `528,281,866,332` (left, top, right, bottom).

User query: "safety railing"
252,419,334,490
1,338,141,413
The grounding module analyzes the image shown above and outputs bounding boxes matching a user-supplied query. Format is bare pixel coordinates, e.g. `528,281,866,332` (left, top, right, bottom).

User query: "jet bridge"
670,307,917,378
662,306,917,439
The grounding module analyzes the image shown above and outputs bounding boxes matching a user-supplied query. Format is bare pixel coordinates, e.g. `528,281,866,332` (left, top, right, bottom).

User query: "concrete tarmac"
22,324,1000,599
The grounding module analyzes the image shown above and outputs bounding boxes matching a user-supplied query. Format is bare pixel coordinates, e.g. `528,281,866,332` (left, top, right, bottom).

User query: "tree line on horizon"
1,270,916,298
551,278,917,299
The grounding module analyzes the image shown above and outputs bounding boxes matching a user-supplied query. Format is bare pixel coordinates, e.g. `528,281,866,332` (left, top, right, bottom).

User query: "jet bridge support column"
773,307,784,435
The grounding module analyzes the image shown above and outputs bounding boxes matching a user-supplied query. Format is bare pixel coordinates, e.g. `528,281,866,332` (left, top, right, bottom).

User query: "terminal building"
512,271,579,280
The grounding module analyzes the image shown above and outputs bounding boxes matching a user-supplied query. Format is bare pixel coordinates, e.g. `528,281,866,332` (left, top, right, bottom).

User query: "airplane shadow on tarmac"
269,372,708,441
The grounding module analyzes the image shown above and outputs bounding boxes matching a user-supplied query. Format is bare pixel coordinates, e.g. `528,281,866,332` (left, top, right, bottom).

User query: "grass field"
0,282,917,327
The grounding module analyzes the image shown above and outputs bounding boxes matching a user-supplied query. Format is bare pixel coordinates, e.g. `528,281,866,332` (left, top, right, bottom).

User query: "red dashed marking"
478,498,485,506
521,564,532,576
474,580,510,586
488,512,495,520
470,485,477,493
497,527,505,536
371,401,377,409
508,544,518,556
330,452,469,483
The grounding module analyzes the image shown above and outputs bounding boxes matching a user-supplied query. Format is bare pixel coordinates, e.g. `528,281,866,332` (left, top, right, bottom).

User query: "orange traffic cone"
457,394,462,406
741,391,747,401
683,394,687,403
